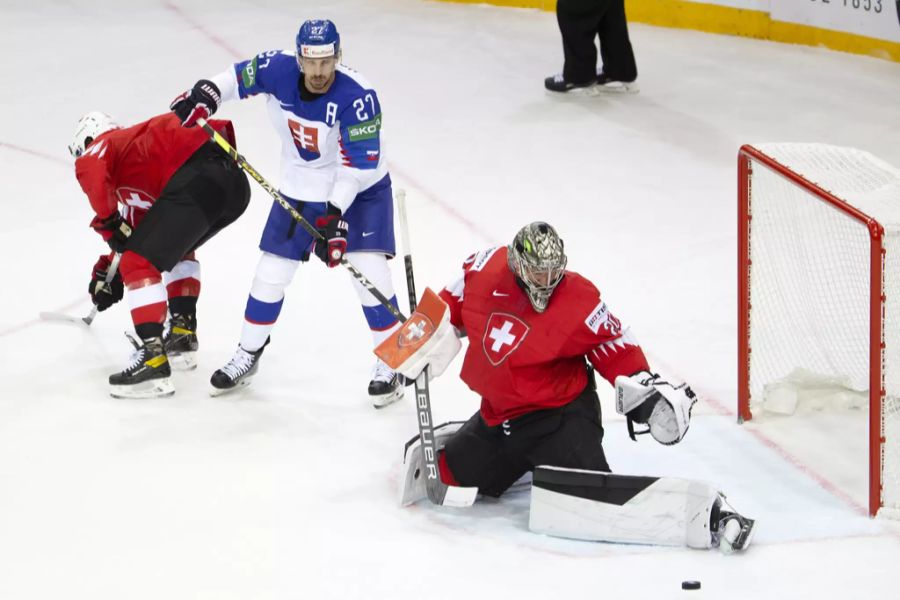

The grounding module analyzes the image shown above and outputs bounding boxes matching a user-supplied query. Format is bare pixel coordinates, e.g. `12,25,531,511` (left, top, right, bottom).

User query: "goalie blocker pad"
529,466,719,549
375,288,461,381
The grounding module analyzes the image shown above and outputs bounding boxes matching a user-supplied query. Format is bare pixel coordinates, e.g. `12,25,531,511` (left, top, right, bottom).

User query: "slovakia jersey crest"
288,118,321,161
482,312,529,366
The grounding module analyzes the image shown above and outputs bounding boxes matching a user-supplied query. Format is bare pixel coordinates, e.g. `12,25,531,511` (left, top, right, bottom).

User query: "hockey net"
738,143,900,517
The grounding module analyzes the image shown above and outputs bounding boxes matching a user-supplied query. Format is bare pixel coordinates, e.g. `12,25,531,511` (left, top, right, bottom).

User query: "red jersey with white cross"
74,113,236,229
439,246,650,426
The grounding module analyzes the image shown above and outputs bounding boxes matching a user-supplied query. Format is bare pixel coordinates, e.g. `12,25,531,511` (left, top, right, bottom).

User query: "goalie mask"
508,222,567,313
68,111,120,158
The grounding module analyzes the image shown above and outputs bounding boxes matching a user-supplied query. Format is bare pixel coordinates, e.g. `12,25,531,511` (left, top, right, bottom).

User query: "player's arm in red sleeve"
438,271,465,332
579,298,651,385
438,252,480,334
75,155,119,239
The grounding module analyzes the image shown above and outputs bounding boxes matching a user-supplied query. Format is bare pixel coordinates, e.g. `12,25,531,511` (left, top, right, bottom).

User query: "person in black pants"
545,0,638,93
71,111,251,398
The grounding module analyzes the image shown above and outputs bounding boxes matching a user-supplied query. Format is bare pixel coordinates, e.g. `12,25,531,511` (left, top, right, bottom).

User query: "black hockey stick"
396,189,477,507
40,253,121,327
196,118,405,323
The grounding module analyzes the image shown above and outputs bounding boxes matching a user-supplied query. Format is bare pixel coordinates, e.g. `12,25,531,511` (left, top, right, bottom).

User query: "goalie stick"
196,118,404,323
40,253,121,327
396,189,478,508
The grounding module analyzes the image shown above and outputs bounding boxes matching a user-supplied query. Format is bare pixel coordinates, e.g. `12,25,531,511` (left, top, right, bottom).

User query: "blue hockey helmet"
296,19,340,59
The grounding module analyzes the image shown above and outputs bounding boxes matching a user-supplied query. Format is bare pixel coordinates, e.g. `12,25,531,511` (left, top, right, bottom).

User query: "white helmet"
68,111,120,158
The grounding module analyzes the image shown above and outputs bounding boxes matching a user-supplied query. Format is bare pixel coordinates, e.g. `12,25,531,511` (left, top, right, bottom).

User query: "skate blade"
168,351,198,371
372,386,405,409
110,377,175,399
594,82,639,94
209,377,254,398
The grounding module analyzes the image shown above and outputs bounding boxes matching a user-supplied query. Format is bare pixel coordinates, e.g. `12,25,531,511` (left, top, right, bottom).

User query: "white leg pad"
529,466,718,549
400,421,465,506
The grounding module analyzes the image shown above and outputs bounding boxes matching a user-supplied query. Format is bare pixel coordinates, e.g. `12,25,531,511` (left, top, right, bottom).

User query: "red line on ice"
0,142,69,166
162,2,245,60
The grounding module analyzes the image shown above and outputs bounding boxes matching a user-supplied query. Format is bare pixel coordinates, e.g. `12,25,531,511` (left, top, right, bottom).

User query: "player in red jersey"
70,111,250,398
379,222,756,553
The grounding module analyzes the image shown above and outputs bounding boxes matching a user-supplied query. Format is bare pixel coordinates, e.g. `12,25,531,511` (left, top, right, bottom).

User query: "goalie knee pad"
528,466,726,549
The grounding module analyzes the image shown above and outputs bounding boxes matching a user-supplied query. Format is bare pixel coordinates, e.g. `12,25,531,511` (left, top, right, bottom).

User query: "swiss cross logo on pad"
288,119,321,161
482,313,529,366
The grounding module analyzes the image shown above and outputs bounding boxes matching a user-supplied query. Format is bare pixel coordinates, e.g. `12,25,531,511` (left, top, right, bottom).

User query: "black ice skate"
209,339,268,397
544,73,596,94
711,497,756,554
164,313,198,371
369,359,405,409
109,334,174,399
595,70,639,94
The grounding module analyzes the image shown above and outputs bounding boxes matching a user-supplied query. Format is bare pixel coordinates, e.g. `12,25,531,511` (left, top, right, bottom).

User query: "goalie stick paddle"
40,253,122,327
196,118,405,324
396,189,478,508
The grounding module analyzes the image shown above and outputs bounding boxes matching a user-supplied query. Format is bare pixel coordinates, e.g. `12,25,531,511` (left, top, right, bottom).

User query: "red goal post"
737,143,900,517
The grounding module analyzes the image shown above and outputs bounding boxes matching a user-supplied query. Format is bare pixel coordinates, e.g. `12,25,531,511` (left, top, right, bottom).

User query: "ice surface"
2,1,900,598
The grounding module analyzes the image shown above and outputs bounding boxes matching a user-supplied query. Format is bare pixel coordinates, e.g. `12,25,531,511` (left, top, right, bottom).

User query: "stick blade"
39,311,90,327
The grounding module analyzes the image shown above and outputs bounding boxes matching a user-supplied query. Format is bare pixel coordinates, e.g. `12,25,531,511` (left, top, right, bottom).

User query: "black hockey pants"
557,0,637,85
126,142,250,273
443,383,611,498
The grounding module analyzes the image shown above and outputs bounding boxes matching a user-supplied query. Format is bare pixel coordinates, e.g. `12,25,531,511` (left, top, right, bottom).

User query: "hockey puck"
681,581,701,590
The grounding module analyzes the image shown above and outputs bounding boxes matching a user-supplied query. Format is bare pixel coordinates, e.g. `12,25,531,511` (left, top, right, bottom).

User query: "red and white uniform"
74,113,235,331
74,113,235,227
439,246,650,426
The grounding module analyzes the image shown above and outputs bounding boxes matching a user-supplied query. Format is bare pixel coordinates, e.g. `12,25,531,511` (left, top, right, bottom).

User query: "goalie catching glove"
615,371,697,445
374,288,461,381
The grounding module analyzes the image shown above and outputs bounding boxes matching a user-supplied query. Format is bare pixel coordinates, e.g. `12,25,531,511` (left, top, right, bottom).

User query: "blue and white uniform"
213,50,394,258
208,50,401,367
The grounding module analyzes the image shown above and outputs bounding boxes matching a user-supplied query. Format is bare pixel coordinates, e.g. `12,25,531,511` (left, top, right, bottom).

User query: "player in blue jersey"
170,19,405,407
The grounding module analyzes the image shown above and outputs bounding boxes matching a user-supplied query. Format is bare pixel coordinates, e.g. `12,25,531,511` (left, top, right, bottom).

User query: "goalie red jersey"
74,113,235,228
438,246,649,425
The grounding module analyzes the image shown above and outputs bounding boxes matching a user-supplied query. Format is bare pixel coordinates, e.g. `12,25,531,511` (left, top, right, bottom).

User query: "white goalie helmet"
508,221,568,313
68,111,120,158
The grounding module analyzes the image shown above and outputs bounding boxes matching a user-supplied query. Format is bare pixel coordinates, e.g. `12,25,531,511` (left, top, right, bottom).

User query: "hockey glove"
90,212,132,253
88,254,123,311
615,371,697,445
170,79,221,128
313,213,349,268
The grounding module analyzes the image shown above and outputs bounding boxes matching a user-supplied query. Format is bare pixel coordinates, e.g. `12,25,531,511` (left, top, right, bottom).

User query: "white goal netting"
745,143,900,516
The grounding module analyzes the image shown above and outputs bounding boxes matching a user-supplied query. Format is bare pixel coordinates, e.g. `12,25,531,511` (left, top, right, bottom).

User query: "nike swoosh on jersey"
492,291,509,297
362,231,375,237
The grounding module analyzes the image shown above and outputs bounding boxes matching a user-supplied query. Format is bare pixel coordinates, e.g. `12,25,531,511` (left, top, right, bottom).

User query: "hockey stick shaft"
83,253,121,325
396,189,476,507
197,118,406,323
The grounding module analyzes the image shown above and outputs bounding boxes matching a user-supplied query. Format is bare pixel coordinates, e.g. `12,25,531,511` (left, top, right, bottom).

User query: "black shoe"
210,338,269,396
369,359,404,408
164,313,198,370
109,334,174,398
544,73,596,93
